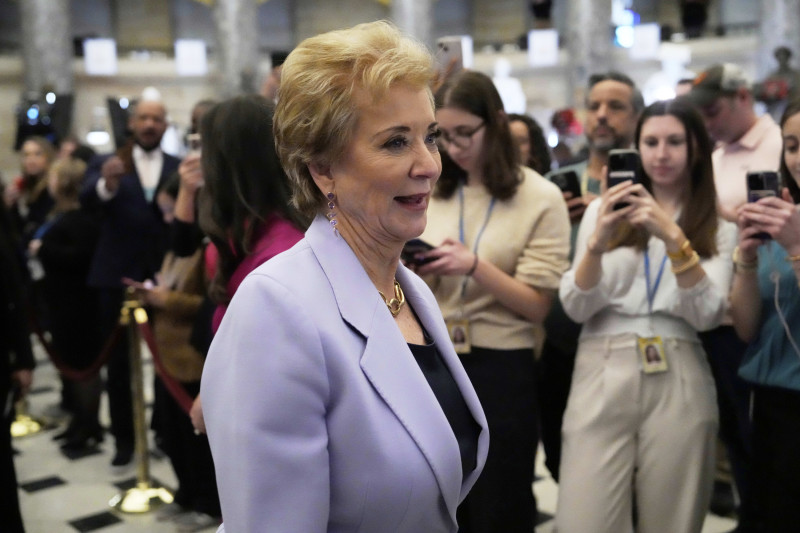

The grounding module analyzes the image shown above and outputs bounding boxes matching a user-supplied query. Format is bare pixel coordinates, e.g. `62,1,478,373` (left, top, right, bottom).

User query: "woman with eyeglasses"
416,70,571,532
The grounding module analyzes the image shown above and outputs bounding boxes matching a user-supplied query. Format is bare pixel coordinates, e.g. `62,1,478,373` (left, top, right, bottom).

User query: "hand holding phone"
746,170,781,240
607,149,641,210
549,169,582,200
401,239,435,266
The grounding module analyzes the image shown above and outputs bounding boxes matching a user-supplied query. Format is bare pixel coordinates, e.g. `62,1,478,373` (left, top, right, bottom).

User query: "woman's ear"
308,160,334,194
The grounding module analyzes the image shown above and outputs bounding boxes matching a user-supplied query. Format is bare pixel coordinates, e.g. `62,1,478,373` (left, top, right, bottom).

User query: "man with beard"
80,98,180,468
539,72,643,481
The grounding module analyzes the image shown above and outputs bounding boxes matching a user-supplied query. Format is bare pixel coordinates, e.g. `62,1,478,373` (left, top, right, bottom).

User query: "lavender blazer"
201,215,489,532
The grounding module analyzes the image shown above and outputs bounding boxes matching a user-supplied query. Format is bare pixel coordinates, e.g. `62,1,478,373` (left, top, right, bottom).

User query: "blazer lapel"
305,216,472,523
397,267,489,502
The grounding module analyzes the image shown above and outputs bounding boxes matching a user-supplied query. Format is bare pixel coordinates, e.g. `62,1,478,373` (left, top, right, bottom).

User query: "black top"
408,339,480,476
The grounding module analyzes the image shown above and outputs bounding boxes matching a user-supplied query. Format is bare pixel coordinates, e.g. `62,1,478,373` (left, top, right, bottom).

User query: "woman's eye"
426,130,442,145
384,137,409,150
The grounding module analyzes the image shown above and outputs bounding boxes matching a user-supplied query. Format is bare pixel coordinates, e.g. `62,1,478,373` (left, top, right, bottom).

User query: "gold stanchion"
10,399,44,438
109,290,173,513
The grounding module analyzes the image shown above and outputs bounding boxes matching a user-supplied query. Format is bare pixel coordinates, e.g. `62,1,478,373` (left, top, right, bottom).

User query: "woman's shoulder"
517,165,565,200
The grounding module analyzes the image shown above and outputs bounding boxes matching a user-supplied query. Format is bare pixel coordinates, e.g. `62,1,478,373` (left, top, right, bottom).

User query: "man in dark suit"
0,200,35,532
80,99,180,467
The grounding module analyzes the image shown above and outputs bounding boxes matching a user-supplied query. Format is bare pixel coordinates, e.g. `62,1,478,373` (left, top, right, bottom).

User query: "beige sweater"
421,166,571,350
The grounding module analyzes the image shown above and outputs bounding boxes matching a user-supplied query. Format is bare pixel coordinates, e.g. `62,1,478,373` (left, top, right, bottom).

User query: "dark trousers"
152,378,220,517
456,346,538,533
750,385,800,532
699,326,754,524
537,303,580,482
97,288,134,454
1,415,25,533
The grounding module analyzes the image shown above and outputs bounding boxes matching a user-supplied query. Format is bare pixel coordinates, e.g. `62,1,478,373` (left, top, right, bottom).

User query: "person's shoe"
173,511,220,532
60,427,103,451
154,502,188,522
51,425,76,441
110,448,133,468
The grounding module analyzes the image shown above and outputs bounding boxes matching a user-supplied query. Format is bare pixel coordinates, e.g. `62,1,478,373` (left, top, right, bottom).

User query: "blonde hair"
49,158,87,201
274,20,435,217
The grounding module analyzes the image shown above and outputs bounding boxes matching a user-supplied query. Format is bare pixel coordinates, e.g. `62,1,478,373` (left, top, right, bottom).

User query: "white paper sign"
527,29,559,67
175,39,208,76
84,39,118,76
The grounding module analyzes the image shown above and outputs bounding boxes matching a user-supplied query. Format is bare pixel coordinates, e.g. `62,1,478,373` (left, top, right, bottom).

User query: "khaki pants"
555,334,718,533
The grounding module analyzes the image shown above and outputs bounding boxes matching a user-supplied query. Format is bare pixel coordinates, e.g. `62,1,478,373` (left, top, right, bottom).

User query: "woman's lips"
395,193,429,209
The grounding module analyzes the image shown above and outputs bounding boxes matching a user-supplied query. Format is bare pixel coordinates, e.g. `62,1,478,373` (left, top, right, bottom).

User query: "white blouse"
559,199,737,342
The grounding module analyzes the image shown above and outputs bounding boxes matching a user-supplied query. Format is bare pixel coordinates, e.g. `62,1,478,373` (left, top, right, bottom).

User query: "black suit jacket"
0,205,34,416
80,147,180,289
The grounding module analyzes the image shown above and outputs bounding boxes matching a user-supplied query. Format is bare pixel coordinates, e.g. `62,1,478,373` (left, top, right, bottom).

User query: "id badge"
446,319,471,354
638,336,668,374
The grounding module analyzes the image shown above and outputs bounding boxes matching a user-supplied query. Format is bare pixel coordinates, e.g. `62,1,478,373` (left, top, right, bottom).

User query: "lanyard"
644,246,667,314
458,184,495,297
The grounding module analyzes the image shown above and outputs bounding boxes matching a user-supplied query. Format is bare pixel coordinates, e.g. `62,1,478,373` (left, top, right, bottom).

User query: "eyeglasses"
438,122,485,150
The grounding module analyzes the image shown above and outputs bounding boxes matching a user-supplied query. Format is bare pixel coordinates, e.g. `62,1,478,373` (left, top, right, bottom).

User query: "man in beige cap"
691,63,782,221
689,63,782,533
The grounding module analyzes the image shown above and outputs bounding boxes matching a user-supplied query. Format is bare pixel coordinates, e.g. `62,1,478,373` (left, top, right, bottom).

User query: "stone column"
565,0,613,107
757,0,800,80
213,0,260,97
19,0,73,95
392,0,433,47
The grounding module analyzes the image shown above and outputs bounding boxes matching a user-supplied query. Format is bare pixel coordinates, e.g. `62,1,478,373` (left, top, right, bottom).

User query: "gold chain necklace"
378,279,405,317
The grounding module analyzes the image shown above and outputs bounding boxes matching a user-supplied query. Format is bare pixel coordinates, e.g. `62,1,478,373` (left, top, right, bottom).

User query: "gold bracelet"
786,254,800,262
667,239,693,262
732,246,758,272
671,251,700,274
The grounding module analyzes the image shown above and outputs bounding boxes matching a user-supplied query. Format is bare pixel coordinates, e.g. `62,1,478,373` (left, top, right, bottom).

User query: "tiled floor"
13,338,737,532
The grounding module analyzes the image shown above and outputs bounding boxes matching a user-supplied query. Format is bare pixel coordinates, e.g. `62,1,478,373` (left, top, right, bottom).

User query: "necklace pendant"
386,298,402,316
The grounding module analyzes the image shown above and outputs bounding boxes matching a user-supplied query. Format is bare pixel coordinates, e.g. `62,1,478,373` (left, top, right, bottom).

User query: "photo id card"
446,319,471,354
638,336,668,374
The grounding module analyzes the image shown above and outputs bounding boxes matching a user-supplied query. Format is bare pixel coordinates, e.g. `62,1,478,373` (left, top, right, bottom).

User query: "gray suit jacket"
202,215,489,532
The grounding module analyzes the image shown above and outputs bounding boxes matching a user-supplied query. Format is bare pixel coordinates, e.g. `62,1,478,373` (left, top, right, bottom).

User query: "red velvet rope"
136,319,195,415
30,316,122,382
30,309,195,417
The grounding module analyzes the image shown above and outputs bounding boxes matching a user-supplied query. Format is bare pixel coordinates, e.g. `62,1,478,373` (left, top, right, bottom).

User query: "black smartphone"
747,170,781,240
401,238,435,265
607,148,641,210
549,169,582,200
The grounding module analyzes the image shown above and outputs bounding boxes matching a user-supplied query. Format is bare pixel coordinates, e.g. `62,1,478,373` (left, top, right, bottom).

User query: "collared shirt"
712,114,782,221
96,144,164,202
132,144,164,202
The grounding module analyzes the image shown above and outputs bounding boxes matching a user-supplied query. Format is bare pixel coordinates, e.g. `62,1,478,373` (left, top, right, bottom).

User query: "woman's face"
638,115,690,192
318,85,441,247
782,111,800,187
436,106,486,176
509,119,531,166
21,140,50,177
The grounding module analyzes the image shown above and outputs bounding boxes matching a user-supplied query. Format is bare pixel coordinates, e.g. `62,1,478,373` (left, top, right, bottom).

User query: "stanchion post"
109,289,173,513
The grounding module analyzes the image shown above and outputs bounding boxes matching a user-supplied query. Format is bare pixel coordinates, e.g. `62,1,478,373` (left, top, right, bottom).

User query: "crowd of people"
2,19,800,533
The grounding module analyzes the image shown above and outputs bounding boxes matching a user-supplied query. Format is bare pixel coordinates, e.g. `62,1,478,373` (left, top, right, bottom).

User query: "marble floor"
12,338,738,532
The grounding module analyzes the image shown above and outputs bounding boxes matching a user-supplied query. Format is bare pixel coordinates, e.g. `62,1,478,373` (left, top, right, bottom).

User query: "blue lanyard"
458,184,495,297
458,185,496,251
644,247,667,314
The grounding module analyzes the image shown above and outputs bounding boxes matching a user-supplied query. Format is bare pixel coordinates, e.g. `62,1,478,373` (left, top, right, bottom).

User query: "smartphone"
401,238,435,266
607,148,641,210
549,169,582,199
186,132,202,155
747,170,780,240
435,36,473,76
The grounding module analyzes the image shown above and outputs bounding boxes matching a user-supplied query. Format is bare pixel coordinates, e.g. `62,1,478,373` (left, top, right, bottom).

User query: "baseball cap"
689,63,751,107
